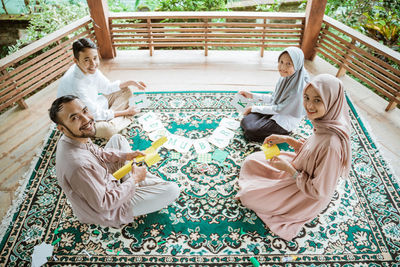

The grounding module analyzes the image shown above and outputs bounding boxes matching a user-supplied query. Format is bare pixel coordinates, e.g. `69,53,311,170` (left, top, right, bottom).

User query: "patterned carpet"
1,92,400,266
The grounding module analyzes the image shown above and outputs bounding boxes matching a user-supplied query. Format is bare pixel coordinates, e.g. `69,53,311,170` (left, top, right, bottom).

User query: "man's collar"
61,134,91,148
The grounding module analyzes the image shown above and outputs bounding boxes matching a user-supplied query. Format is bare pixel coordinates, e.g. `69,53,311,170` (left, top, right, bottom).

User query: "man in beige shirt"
49,95,180,227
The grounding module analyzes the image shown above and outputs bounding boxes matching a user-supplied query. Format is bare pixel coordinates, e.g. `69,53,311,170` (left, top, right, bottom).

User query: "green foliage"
5,0,88,56
326,0,400,50
157,0,226,11
362,7,400,47
255,0,281,12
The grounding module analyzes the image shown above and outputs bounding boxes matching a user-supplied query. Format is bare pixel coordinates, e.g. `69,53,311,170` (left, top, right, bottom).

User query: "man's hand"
238,91,253,99
131,165,147,183
126,151,145,161
120,80,147,90
243,106,252,116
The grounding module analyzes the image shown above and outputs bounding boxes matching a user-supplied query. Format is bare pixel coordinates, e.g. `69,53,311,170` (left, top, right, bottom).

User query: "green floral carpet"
1,92,400,266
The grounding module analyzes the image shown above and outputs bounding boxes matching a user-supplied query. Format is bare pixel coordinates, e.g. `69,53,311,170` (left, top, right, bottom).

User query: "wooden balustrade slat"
110,22,304,28
0,63,72,111
0,28,92,86
1,48,70,92
112,36,300,43
112,32,302,39
321,28,400,78
318,40,399,95
0,60,72,109
113,42,298,48
316,45,398,100
0,53,73,101
0,28,93,92
322,15,400,64
319,36,400,87
110,27,303,33
109,11,306,20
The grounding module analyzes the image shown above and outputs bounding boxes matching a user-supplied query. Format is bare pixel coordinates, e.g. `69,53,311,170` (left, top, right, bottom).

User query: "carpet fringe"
0,124,56,243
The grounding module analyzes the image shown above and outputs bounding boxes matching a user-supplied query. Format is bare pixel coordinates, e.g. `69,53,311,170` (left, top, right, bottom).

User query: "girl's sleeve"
75,85,114,121
252,93,273,103
295,147,342,199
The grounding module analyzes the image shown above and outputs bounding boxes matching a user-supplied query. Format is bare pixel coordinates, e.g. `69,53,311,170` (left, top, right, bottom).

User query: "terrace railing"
108,12,305,57
316,15,400,111
0,16,94,112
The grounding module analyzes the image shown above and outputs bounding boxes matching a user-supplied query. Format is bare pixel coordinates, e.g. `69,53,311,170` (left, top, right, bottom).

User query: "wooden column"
301,0,327,60
86,0,115,59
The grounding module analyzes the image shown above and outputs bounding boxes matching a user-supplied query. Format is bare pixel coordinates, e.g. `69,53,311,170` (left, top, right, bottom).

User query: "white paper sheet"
129,94,150,109
138,112,158,124
31,242,54,267
142,119,164,132
230,94,253,112
193,139,212,154
220,118,240,130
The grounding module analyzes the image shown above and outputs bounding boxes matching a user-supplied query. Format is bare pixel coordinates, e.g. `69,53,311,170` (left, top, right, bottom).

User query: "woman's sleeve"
295,147,342,199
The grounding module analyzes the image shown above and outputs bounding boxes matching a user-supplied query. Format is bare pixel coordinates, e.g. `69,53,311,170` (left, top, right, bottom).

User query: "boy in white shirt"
58,38,146,139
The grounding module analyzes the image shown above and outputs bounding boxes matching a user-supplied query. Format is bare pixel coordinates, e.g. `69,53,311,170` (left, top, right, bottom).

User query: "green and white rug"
1,92,399,266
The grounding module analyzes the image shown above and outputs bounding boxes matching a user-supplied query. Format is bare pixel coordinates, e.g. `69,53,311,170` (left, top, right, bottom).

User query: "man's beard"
61,120,96,138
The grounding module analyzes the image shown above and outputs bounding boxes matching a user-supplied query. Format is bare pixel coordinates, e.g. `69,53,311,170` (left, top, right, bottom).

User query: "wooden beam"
301,0,327,60
86,0,115,59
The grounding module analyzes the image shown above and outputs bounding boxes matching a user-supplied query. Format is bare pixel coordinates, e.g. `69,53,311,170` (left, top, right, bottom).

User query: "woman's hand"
126,151,145,161
243,107,252,116
238,91,253,99
263,134,287,146
269,156,296,176
292,138,306,153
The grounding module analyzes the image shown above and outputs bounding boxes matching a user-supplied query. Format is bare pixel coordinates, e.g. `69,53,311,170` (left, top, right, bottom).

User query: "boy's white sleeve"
96,70,121,95
76,87,115,121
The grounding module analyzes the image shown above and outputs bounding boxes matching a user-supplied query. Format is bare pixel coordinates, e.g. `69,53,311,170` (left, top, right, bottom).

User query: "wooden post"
337,38,356,77
301,0,328,60
86,0,115,59
204,18,208,56
260,18,267,58
147,18,153,56
385,94,400,111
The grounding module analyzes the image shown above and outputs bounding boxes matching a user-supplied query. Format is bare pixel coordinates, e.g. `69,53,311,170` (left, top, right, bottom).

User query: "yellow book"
261,144,280,160
112,136,168,179
112,160,133,180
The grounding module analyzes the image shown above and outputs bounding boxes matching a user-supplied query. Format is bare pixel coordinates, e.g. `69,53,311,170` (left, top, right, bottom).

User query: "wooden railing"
317,15,400,111
0,16,94,112
108,12,305,56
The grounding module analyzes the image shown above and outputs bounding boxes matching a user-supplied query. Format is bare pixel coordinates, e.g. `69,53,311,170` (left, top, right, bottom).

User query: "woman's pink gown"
236,132,343,240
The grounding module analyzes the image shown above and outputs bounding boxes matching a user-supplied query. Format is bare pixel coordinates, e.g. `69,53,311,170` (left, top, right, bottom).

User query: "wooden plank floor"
1,50,399,224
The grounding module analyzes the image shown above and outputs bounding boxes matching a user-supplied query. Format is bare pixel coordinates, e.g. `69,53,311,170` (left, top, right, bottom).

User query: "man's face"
57,99,96,139
74,48,99,75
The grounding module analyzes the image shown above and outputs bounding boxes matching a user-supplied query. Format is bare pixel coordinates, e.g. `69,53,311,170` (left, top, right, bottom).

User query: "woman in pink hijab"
236,74,351,241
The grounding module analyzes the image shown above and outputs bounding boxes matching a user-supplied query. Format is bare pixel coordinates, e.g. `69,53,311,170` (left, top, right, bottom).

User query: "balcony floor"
1,50,399,223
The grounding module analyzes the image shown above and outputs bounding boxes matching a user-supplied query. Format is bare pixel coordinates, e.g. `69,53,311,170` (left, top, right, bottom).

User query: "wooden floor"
1,50,399,224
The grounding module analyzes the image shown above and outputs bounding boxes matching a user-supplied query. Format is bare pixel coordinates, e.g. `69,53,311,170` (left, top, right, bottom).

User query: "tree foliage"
326,0,400,50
